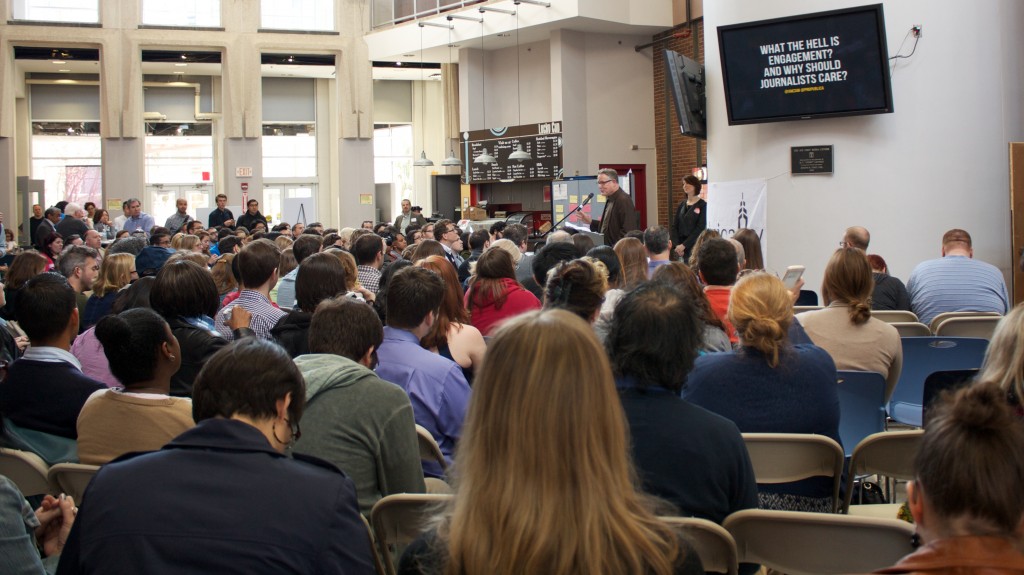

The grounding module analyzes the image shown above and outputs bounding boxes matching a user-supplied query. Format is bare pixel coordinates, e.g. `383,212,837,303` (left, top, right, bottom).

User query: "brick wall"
651,20,707,228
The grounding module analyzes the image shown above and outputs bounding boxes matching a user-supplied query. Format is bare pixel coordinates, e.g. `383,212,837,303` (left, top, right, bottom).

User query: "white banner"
707,178,768,260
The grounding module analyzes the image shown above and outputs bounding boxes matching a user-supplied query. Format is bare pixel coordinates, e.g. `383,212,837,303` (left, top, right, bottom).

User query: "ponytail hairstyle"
821,247,874,325
915,382,1024,533
95,308,175,387
728,273,792,368
543,259,607,323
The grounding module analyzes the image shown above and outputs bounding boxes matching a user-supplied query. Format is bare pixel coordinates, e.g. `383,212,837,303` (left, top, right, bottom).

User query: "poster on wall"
707,178,768,260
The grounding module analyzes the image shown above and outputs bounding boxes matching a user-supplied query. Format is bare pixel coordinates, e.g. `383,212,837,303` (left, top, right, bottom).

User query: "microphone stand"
542,196,594,238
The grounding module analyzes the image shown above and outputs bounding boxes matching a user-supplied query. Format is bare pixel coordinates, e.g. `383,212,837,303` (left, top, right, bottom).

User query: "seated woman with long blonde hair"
399,309,703,575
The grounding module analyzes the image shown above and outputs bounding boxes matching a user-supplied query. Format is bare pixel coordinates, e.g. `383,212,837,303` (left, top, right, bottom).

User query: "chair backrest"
793,305,823,314
796,290,819,306
933,316,1001,339
1,417,78,466
360,514,388,575
889,337,989,427
723,509,916,575
871,310,919,323
47,463,99,504
415,424,448,472
842,430,924,513
0,447,50,497
927,311,1001,334
659,516,739,575
835,371,887,457
922,369,978,427
371,493,452,575
741,433,845,512
889,322,931,338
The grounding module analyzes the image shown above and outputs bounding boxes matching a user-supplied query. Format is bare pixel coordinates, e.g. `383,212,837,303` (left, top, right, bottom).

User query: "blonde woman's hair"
274,235,294,251
728,273,792,368
176,234,201,253
93,253,135,297
976,303,1024,401
167,251,208,267
439,309,685,575
821,247,873,325
170,232,186,250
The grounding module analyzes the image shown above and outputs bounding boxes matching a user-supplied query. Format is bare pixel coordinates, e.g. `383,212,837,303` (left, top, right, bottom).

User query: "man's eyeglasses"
597,179,614,185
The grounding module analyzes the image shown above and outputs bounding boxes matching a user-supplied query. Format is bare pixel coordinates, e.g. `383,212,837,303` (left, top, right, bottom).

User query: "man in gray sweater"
293,297,425,514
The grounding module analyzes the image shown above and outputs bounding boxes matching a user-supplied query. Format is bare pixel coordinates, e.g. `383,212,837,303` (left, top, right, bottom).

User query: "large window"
144,124,214,184
31,124,102,209
374,124,414,211
263,125,317,178
12,0,98,23
261,0,334,31
142,0,220,27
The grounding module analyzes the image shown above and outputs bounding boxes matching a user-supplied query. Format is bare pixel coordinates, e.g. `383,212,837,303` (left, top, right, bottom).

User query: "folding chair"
933,316,1001,340
836,371,887,457
370,493,452,575
922,369,978,427
870,310,918,324
415,424,447,472
724,509,915,575
0,447,50,497
47,463,99,504
888,337,988,427
741,433,844,513
361,515,388,575
927,311,1001,334
889,322,931,338
659,516,739,575
842,430,923,517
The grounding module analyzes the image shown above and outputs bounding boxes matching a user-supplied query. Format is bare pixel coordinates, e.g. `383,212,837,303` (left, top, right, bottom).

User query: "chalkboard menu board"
462,123,563,184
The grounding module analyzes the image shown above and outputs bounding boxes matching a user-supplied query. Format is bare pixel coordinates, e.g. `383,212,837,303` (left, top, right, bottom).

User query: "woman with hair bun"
76,308,194,465
796,247,903,399
543,258,608,324
684,273,840,512
873,382,1024,574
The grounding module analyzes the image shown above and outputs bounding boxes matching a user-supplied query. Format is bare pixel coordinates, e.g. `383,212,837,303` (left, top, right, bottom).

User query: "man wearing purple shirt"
375,266,470,477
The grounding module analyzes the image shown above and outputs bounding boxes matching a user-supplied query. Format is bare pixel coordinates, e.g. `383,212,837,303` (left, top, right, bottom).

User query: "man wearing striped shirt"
215,239,285,340
907,229,1008,326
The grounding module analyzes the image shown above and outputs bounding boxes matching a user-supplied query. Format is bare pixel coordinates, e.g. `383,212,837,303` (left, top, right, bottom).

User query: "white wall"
704,0,1024,294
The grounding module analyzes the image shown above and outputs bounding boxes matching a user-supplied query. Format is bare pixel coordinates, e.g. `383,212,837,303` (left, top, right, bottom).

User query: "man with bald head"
907,229,1008,325
842,226,870,251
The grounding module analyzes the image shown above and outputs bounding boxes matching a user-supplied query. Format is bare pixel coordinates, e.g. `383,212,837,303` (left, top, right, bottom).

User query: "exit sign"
235,167,253,177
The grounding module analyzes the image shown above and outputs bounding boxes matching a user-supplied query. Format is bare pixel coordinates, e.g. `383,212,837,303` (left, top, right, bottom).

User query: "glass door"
264,183,315,225
147,184,213,229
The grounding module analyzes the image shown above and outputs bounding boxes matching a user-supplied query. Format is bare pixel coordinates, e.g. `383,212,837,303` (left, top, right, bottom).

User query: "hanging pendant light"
510,3,532,161
474,147,496,164
442,150,462,166
472,18,496,165
441,19,462,168
415,24,434,167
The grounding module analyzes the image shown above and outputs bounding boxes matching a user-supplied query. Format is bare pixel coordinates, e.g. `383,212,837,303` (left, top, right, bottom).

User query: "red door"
598,163,647,229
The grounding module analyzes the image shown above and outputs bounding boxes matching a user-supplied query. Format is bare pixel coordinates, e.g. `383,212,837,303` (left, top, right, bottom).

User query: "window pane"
31,134,102,208
144,136,215,185
261,0,334,31
13,0,98,23
142,0,220,27
263,132,317,178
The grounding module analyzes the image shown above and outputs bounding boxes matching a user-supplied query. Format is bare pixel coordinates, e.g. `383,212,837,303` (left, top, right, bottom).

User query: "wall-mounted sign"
462,123,563,184
235,166,253,177
791,145,834,174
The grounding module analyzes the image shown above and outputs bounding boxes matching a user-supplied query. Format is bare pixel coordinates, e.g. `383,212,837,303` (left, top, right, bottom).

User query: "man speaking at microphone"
576,169,637,246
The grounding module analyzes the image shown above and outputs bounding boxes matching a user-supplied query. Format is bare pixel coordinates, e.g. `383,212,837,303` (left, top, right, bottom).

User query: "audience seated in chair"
293,297,425,514
684,273,841,513
873,382,1024,574
398,310,704,575
608,282,759,529
57,338,376,574
76,308,194,465
272,252,348,359
0,273,104,440
0,475,76,574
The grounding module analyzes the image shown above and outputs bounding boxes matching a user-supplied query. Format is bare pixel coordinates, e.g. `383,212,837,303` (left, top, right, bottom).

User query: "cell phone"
782,265,805,289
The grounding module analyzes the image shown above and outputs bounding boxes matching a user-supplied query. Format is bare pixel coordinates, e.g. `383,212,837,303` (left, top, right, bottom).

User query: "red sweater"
466,278,541,336
704,286,738,344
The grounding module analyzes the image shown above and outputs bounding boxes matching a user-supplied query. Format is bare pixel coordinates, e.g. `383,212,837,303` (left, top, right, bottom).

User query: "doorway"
146,184,213,228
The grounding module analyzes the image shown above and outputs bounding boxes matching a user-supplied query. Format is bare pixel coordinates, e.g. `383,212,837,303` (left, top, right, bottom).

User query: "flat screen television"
717,4,893,125
664,50,707,138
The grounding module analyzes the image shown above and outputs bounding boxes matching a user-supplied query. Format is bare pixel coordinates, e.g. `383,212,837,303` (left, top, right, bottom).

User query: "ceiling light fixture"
413,23,435,167
509,2,532,162
473,18,496,165
442,17,462,167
